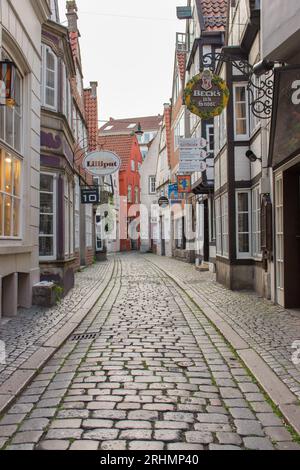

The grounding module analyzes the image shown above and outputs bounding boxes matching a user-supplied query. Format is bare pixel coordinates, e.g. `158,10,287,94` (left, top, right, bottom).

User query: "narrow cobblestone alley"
0,254,299,451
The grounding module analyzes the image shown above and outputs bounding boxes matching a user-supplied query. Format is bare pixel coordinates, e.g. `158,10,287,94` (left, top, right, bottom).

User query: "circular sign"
158,196,169,208
83,151,121,176
184,69,230,120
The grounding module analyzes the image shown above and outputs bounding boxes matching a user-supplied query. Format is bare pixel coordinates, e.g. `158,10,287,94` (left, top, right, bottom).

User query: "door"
275,173,284,306
282,166,300,308
160,216,166,256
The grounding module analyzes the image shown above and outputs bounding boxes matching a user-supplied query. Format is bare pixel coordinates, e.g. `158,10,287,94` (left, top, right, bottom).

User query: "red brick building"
98,134,143,251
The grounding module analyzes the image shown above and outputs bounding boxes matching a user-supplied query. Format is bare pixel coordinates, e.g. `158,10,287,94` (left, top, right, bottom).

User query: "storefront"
269,65,300,308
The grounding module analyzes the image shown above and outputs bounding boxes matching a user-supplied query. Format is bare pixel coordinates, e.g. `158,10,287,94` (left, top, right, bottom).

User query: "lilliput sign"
83,150,121,176
184,69,229,120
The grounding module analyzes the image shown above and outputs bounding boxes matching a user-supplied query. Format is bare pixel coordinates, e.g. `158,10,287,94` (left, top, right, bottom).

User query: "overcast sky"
57,0,185,122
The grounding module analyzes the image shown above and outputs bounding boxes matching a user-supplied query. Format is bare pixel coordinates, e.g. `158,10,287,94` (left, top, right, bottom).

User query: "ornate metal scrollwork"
201,52,274,119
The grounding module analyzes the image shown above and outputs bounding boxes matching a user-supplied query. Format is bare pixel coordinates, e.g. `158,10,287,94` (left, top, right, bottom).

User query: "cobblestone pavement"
0,261,112,386
146,255,300,400
0,253,299,451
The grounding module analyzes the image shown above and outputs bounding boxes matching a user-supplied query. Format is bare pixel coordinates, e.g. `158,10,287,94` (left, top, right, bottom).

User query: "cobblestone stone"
0,254,297,451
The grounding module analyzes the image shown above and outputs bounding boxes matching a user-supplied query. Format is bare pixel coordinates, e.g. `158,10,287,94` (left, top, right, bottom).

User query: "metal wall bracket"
201,52,274,119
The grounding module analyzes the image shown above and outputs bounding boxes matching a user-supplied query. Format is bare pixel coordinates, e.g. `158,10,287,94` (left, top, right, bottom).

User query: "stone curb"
0,260,115,416
147,257,300,436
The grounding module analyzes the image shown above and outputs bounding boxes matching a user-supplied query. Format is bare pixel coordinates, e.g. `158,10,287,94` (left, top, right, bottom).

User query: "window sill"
0,245,32,255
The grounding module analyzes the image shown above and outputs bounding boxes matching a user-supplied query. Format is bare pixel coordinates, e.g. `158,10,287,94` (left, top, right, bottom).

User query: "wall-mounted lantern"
0,60,16,107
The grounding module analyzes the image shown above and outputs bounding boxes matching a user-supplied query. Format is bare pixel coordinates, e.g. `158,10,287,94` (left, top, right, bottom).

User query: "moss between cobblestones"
151,260,300,446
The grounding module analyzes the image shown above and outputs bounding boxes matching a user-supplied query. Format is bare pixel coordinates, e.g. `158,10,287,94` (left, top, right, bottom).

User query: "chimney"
66,0,78,32
90,81,98,99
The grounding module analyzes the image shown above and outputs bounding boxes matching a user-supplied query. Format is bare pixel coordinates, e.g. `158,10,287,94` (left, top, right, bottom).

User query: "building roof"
98,134,139,171
99,115,163,135
84,86,98,151
177,52,186,82
199,0,228,31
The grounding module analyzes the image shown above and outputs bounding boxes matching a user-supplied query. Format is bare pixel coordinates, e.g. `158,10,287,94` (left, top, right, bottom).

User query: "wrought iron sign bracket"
201,52,275,119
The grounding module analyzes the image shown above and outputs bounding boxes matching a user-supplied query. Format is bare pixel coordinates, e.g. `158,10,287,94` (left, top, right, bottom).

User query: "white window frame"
252,185,262,259
221,193,229,257
149,176,156,195
233,82,250,141
134,186,139,204
39,172,57,261
128,185,132,203
236,190,252,259
206,124,214,155
0,150,23,239
42,45,58,111
215,197,222,256
0,55,23,154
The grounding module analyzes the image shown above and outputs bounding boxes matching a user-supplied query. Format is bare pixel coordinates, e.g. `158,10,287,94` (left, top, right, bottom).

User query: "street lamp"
245,150,262,163
0,60,16,107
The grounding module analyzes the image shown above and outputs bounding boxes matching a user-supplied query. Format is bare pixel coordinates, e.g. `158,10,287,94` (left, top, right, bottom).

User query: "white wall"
140,132,160,252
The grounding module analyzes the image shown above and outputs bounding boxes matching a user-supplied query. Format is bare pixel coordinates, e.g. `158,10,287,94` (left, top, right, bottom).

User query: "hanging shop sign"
81,187,100,204
168,183,178,200
179,160,207,173
184,69,230,120
158,196,169,208
269,65,300,168
180,149,207,160
0,61,16,107
176,6,193,19
83,151,121,176
178,175,191,193
179,138,207,149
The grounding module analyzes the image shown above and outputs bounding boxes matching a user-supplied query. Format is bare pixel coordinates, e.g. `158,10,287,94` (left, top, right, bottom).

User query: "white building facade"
0,0,50,317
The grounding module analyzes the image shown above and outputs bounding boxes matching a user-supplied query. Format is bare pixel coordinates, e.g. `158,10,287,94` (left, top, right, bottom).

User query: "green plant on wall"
54,284,63,304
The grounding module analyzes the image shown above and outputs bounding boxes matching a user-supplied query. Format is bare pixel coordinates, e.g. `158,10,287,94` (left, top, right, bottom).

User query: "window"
236,190,251,258
0,60,22,153
39,173,56,259
128,185,132,203
206,124,214,155
252,186,261,258
0,150,21,238
74,177,80,250
149,176,156,194
174,114,185,149
64,177,74,257
131,160,135,172
127,123,136,129
85,204,93,247
134,186,139,204
221,194,229,256
233,83,249,139
95,214,103,252
104,125,114,131
215,194,228,257
215,198,222,255
42,45,57,110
